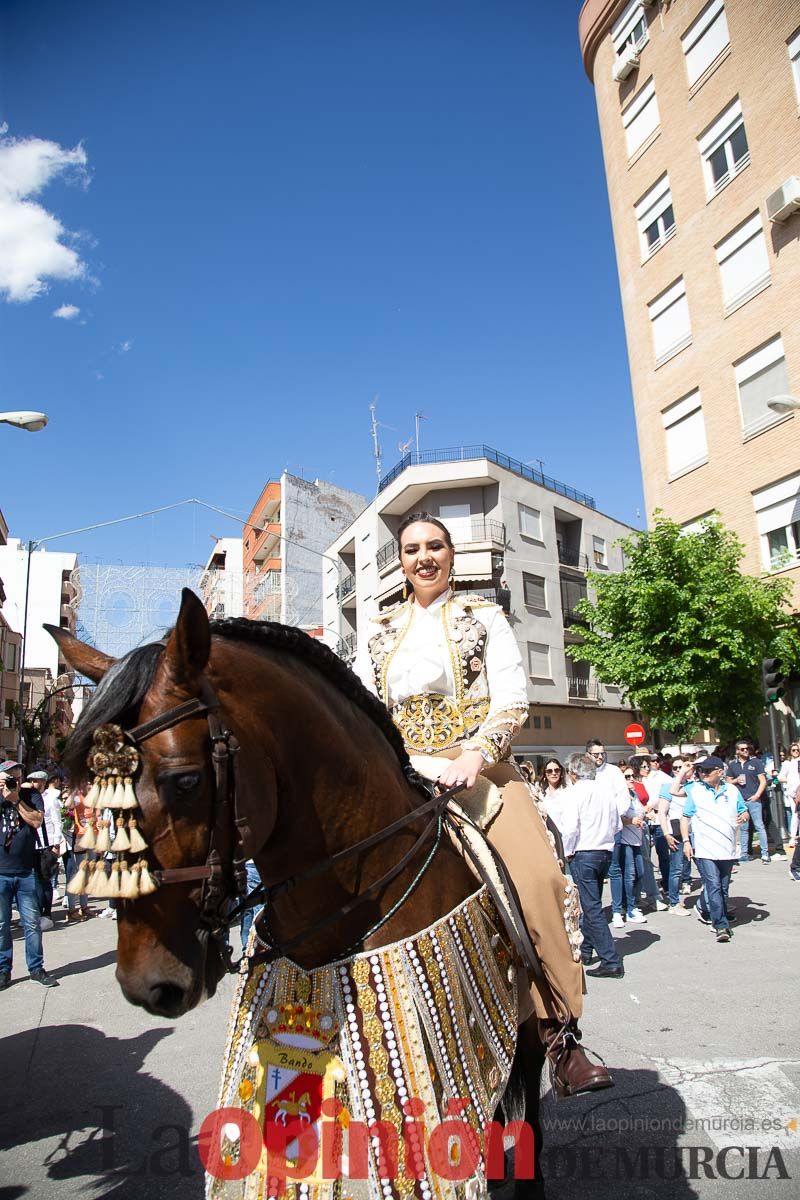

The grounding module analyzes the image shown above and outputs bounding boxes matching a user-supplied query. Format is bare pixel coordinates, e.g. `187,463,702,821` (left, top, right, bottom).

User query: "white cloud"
118,338,133,353
53,303,80,320
0,133,90,303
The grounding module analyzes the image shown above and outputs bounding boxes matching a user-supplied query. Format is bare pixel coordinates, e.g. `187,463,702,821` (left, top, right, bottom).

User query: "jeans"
36,874,53,916
740,799,769,860
651,824,671,892
65,850,90,911
570,849,620,970
667,837,685,907
0,871,44,974
639,837,661,904
695,858,734,930
609,834,625,915
240,860,264,949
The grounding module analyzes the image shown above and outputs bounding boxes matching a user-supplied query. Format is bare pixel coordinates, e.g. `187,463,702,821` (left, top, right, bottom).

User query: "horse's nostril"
149,982,186,1016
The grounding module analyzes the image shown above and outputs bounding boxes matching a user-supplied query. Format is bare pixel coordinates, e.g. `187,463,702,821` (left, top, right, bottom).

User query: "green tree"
574,514,800,744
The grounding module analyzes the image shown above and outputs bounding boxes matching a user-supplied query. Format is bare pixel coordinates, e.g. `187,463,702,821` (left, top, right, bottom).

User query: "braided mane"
210,618,408,765
64,618,408,778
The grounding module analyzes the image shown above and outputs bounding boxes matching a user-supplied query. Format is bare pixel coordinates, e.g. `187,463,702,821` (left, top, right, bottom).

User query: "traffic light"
761,657,786,705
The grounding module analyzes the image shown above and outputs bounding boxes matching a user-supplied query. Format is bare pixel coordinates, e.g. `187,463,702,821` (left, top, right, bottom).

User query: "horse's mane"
63,619,409,779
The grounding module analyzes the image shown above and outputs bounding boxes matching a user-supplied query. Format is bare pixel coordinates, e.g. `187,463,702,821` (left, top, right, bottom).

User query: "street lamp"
766,394,800,415
0,411,48,432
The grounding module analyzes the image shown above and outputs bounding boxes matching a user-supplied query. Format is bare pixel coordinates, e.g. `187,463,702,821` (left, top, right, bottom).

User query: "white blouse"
353,590,529,763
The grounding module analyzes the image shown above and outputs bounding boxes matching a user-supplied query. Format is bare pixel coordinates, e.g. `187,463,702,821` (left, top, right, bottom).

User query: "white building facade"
0,541,79,678
322,446,646,764
200,537,245,620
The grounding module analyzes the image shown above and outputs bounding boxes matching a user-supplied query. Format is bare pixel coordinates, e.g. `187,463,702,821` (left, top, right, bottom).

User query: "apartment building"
243,472,365,631
200,537,245,620
0,541,79,679
579,0,800,605
322,445,645,762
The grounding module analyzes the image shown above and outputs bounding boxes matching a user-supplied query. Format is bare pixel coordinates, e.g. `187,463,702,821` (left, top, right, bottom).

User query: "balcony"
338,631,357,660
557,543,588,571
377,446,596,509
337,573,356,604
376,539,399,572
567,675,601,702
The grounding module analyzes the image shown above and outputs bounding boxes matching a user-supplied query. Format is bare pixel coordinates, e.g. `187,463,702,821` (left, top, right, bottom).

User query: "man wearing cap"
0,762,59,988
677,757,749,944
28,771,60,931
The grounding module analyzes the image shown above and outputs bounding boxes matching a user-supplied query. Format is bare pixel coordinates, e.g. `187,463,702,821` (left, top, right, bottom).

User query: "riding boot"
538,1018,613,1099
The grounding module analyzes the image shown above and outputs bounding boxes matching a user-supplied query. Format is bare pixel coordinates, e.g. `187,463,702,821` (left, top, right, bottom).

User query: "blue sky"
2,0,644,568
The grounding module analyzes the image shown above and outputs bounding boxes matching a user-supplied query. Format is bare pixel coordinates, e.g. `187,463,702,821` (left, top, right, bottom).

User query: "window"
681,0,730,86
528,642,551,679
753,472,800,571
522,572,547,610
622,78,660,158
635,174,675,260
789,29,800,104
544,716,552,730
735,336,790,438
518,503,542,541
592,536,607,567
662,390,708,478
3,642,16,672
698,99,749,197
648,277,692,366
565,655,591,698
438,503,471,543
682,512,716,535
715,213,770,313
612,1,648,59
533,715,542,729
560,576,588,621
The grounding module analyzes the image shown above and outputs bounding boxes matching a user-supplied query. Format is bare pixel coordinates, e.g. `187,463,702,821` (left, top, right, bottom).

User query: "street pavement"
1,856,799,1200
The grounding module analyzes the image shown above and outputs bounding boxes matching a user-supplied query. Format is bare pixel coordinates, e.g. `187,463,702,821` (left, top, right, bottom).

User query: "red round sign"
624,723,646,746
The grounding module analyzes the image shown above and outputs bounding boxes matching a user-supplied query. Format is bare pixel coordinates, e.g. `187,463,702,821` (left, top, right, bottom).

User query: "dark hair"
396,512,454,554
585,738,604,752
627,755,650,778
538,757,566,791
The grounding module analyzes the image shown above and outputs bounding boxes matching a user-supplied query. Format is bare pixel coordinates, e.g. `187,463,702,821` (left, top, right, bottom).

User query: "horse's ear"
43,624,115,683
164,589,211,685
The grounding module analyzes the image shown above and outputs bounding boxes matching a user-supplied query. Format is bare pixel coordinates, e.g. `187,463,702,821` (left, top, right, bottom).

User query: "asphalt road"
1,856,798,1200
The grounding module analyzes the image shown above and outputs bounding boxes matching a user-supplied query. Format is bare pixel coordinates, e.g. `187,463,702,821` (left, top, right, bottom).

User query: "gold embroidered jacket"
353,590,529,764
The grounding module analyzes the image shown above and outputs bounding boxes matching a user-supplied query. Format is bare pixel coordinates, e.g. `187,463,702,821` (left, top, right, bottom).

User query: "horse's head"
49,589,267,1019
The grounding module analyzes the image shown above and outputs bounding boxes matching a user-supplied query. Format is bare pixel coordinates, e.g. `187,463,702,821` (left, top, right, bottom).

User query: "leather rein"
124,678,461,972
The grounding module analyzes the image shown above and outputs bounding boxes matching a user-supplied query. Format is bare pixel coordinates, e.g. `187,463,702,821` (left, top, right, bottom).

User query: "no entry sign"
624,723,646,746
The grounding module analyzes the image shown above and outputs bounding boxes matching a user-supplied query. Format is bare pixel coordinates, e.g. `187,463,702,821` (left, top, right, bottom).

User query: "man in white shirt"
561,752,631,979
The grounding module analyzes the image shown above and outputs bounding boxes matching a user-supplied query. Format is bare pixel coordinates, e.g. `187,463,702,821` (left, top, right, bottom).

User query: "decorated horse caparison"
49,590,546,1200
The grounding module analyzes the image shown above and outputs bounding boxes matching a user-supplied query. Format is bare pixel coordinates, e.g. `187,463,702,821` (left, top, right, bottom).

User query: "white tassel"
110,821,130,852
137,860,158,895
94,820,111,855
113,777,126,807
85,779,101,808
127,818,147,853
67,858,91,895
121,777,138,810
76,818,97,852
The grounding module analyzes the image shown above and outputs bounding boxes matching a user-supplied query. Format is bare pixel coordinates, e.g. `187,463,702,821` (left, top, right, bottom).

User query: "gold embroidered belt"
390,694,490,755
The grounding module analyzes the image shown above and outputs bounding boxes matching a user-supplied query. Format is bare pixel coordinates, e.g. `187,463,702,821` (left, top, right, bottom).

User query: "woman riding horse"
353,513,612,1099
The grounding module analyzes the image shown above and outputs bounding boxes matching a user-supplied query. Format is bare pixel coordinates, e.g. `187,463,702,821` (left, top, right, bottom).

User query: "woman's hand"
436,750,487,791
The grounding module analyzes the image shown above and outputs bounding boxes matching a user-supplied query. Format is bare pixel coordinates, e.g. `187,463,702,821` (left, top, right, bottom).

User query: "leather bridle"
122,676,460,972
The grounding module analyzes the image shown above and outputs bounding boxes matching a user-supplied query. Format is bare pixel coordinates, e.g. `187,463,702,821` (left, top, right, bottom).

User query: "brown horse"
49,589,545,1192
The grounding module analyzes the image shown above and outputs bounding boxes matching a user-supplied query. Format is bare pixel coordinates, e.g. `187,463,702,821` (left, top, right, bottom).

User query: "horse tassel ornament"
66,723,158,901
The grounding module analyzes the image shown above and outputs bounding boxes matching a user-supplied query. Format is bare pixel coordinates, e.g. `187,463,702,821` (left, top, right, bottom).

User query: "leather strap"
127,696,215,745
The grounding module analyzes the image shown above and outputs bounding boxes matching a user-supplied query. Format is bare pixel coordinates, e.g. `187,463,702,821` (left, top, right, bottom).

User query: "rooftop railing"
377,446,596,509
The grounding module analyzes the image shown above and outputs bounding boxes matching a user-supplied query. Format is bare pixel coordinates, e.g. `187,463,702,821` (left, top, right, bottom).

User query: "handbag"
35,828,59,883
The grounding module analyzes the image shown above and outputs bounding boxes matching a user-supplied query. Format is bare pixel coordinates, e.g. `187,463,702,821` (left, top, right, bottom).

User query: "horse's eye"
175,773,201,793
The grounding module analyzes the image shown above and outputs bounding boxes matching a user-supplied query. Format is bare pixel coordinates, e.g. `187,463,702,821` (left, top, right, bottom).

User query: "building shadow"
0,1024,202,1199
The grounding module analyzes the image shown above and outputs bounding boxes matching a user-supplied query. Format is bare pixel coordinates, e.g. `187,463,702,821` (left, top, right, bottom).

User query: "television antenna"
369,397,395,486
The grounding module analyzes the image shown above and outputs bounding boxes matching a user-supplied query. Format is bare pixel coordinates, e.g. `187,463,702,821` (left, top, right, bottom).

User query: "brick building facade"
579,0,800,605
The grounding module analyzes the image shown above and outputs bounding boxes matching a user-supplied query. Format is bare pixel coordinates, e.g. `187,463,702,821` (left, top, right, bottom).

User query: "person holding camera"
0,760,59,988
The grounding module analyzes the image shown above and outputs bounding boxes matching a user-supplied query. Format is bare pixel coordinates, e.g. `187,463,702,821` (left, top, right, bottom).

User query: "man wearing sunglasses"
726,739,770,864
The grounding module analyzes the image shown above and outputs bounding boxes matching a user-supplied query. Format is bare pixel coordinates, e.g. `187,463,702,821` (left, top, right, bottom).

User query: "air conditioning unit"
612,44,640,82
766,177,800,223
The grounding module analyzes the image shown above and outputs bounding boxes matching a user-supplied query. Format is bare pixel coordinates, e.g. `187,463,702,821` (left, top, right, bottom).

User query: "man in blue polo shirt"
726,738,769,864
679,757,748,944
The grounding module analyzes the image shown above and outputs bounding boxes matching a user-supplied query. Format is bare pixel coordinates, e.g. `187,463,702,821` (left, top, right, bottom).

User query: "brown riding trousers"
432,751,584,1024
